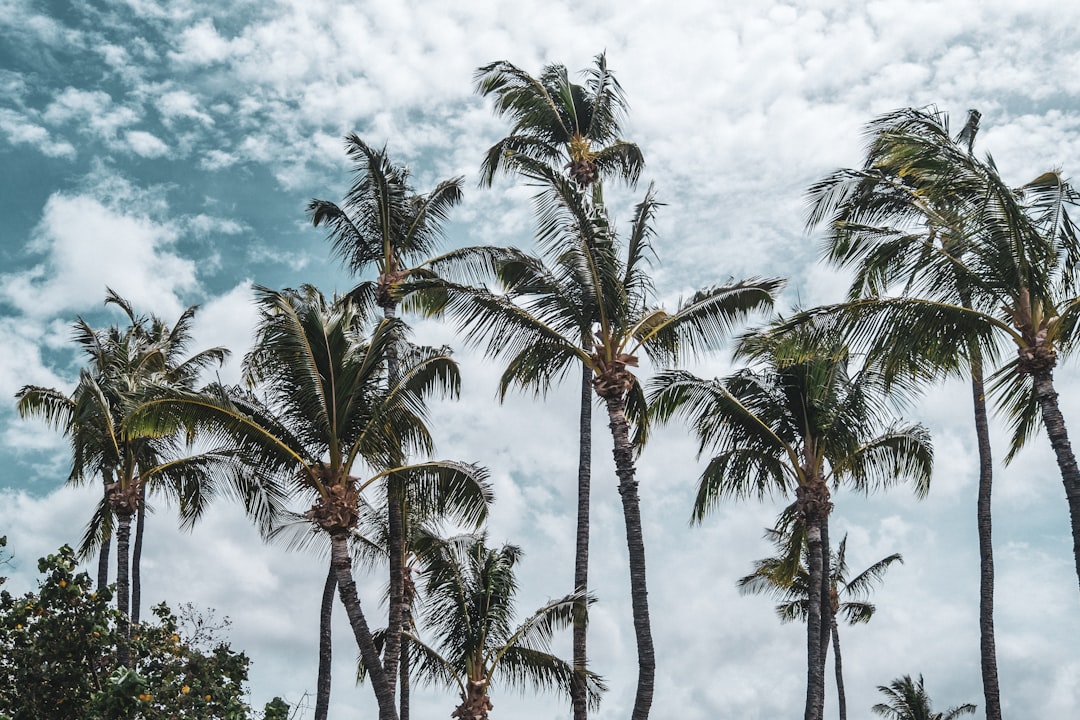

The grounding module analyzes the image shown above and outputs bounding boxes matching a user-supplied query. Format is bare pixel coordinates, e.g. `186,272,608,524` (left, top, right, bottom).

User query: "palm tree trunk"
330,531,398,720
602,394,655,720
819,516,832,719
131,489,145,625
382,304,404,703
400,611,411,720
804,514,826,720
115,511,132,667
1031,368,1080,593
572,361,593,720
97,534,111,594
970,356,1002,720
97,470,113,593
832,619,846,720
315,564,335,720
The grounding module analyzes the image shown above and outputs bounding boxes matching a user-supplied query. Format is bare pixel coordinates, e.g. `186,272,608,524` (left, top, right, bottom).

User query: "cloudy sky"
3,1,1080,718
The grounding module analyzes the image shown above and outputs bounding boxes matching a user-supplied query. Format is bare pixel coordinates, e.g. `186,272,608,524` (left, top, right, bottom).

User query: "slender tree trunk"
131,488,145,625
115,512,132,667
572,361,593,720
382,304,404,703
97,533,111,594
832,620,846,720
330,532,398,720
970,355,1002,720
803,508,826,720
400,610,411,720
1031,369,1080,593
819,515,832,720
97,469,114,593
315,564,336,720
602,394,655,720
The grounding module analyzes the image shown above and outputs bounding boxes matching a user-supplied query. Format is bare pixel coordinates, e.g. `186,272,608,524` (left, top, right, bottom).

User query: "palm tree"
872,674,976,720
473,52,644,720
298,457,494,720
132,285,472,720
309,137,466,716
475,52,644,192
387,533,603,719
649,325,933,720
431,169,780,720
805,107,1004,718
16,292,235,659
738,527,903,720
800,107,1080,608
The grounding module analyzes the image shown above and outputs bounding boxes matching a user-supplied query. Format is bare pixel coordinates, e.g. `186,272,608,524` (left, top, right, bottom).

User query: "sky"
2,0,1080,718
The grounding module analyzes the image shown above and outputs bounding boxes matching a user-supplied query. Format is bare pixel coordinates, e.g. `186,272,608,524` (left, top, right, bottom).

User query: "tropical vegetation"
8,51,1080,720
649,325,933,720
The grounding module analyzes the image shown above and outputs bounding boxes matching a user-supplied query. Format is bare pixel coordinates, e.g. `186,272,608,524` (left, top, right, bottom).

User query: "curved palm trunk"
602,394,655,720
115,511,133,667
970,357,1002,720
1031,369,1080,593
315,564,336,720
572,362,593,720
131,490,146,625
330,531,398,720
804,515,826,720
831,619,846,720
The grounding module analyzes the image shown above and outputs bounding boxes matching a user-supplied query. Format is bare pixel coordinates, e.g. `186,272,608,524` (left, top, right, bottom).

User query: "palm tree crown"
475,52,644,189
872,674,976,720
308,135,464,314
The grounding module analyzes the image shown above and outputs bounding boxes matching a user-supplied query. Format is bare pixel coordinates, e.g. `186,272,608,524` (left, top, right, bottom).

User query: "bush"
0,544,265,719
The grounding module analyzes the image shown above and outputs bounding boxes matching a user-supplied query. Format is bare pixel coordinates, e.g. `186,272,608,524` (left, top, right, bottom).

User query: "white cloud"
0,108,77,158
199,149,238,170
170,18,251,66
156,89,214,126
188,281,259,385
125,129,169,157
0,190,196,319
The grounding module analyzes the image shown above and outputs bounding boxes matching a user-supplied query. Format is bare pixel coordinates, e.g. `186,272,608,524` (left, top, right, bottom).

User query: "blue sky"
2,1,1080,718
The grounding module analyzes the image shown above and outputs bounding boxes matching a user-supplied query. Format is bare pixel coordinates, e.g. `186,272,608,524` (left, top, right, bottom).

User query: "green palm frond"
633,278,784,367
385,461,493,530
830,424,933,498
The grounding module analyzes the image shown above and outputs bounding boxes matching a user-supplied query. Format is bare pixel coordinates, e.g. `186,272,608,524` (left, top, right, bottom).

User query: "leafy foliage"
872,674,976,720
0,545,257,720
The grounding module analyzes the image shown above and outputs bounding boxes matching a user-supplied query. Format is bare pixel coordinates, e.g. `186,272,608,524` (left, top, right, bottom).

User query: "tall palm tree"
473,52,644,720
431,169,780,720
738,527,903,720
805,107,1005,718
309,137,465,716
649,325,933,720
386,533,603,720
800,107,1080,607
132,286,471,720
872,674,976,720
16,292,236,659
